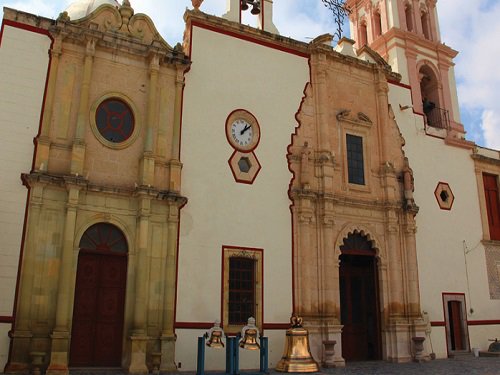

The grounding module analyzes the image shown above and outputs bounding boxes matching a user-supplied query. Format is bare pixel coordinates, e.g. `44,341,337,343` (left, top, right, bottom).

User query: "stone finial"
57,11,70,22
192,0,204,11
119,0,134,32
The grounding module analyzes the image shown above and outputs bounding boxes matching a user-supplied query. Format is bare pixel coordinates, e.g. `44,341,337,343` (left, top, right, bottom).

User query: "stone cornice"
374,27,458,60
184,9,401,82
3,7,189,66
21,172,188,206
183,9,310,58
472,154,500,167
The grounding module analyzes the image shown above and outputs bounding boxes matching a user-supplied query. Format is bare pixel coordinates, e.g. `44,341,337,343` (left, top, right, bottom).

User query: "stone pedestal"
30,352,46,375
160,334,178,371
151,352,162,375
386,320,412,363
304,319,345,368
46,331,70,375
128,335,149,374
322,340,336,368
412,337,426,362
4,330,32,373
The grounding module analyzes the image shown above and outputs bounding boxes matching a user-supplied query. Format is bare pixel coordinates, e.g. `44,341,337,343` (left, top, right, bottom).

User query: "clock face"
225,110,260,152
231,119,254,148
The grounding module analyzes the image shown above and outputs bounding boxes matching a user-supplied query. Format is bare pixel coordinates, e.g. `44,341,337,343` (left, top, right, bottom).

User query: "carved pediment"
61,2,172,51
336,109,373,127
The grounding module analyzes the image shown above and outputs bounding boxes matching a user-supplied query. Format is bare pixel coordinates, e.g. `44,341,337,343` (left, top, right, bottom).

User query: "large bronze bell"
275,315,319,373
206,320,225,349
239,317,261,350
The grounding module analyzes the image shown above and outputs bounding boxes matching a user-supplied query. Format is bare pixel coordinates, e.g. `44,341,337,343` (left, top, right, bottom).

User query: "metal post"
234,337,239,375
226,337,235,375
260,337,268,373
197,336,205,375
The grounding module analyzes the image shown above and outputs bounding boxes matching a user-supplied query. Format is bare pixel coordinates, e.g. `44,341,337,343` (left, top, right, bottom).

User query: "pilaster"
71,37,96,175
47,184,81,375
140,54,160,187
160,203,180,372
34,37,62,172
129,195,151,374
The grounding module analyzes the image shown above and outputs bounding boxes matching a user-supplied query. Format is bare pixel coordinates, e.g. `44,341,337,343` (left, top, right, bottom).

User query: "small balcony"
424,105,450,130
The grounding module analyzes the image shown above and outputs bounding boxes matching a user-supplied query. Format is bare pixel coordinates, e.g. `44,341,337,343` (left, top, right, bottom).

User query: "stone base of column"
160,334,177,372
46,331,70,375
4,330,32,374
303,318,345,368
385,319,412,363
128,335,149,374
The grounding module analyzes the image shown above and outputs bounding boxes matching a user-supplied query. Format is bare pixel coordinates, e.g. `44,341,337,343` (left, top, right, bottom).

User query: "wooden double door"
70,251,127,367
340,253,381,361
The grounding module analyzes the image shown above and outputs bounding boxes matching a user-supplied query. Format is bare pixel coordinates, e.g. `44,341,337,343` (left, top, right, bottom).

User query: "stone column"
140,55,160,187
169,67,184,192
404,222,420,317
47,185,80,375
160,203,180,371
34,37,62,173
387,222,404,318
376,77,390,164
71,38,95,176
129,195,151,374
313,61,331,152
295,196,315,316
5,181,44,372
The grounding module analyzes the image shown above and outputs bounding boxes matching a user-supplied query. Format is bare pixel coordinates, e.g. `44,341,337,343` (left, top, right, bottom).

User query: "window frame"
221,246,263,334
483,173,500,241
346,134,366,186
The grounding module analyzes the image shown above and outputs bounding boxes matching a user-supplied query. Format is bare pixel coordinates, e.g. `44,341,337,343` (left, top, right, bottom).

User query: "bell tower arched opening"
404,3,413,32
339,232,382,361
419,64,448,129
70,223,128,367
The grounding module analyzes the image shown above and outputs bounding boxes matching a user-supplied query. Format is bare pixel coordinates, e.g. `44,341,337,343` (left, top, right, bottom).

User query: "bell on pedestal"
206,320,225,349
239,317,260,350
275,315,319,373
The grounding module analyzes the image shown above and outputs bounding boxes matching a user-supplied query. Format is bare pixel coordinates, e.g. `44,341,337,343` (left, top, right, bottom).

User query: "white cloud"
482,110,500,150
1,0,498,148
437,0,500,147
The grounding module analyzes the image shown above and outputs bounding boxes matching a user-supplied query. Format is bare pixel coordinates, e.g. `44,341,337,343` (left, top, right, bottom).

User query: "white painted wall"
389,84,500,357
0,23,50,370
177,25,309,370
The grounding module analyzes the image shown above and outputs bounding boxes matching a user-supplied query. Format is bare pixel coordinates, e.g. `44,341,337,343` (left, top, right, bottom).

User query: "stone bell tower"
222,0,279,34
346,0,467,142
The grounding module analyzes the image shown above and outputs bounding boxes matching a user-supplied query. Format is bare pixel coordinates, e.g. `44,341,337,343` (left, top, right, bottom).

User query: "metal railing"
424,106,450,130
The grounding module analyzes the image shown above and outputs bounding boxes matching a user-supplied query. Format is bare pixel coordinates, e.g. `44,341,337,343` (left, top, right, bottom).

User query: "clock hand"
240,124,251,135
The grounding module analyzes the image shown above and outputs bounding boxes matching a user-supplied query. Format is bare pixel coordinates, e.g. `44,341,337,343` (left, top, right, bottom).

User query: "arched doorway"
339,232,381,361
69,223,128,367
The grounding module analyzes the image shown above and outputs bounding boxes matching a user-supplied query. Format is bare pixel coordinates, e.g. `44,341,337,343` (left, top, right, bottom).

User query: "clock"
225,109,260,152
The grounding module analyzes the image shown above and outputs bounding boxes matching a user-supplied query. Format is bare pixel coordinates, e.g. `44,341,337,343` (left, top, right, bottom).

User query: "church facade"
0,0,499,373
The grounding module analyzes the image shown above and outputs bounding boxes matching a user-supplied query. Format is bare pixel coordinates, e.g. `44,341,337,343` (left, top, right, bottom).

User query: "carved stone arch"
334,223,385,260
417,59,440,83
74,215,133,254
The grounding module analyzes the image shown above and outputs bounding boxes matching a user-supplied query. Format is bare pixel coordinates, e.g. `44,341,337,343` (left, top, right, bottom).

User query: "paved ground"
320,357,500,374
66,356,500,375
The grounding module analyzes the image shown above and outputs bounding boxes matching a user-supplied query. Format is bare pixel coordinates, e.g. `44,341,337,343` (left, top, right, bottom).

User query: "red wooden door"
448,301,465,351
483,174,500,240
340,254,381,361
70,252,127,366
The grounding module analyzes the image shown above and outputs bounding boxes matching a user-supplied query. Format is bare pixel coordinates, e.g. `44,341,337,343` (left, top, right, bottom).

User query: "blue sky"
1,0,499,149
